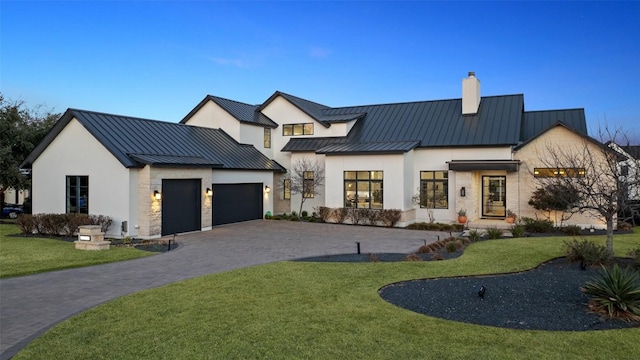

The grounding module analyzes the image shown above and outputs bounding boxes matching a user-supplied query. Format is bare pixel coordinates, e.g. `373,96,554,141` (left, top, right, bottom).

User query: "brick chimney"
462,71,481,115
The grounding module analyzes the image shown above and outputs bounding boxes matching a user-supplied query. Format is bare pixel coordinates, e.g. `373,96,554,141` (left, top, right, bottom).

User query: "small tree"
528,183,580,226
283,157,325,215
411,186,447,223
532,126,639,253
0,94,59,203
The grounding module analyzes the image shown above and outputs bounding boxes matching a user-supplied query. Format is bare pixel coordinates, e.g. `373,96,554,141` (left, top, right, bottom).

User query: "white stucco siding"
324,154,406,210
411,147,513,223
212,170,274,216
183,100,241,141
240,124,272,158
514,126,607,229
261,96,352,169
31,118,130,237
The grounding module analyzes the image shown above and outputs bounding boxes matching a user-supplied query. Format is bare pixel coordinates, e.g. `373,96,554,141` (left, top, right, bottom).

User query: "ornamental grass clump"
485,226,503,239
580,264,640,322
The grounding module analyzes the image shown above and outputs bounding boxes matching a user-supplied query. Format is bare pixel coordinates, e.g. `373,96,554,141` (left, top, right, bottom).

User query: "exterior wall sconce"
264,185,271,193
153,190,162,200
460,187,466,197
206,187,213,196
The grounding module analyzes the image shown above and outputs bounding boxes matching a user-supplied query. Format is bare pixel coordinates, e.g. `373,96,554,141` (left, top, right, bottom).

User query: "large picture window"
420,171,448,209
283,123,313,136
303,171,314,198
344,171,383,209
534,168,586,178
66,175,89,214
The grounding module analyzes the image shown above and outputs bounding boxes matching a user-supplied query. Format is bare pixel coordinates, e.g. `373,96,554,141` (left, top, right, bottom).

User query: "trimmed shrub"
39,214,67,236
431,252,444,261
404,253,423,261
16,214,37,235
88,215,114,233
364,209,381,226
381,209,402,227
618,222,633,231
417,244,432,254
301,210,309,218
581,264,640,321
485,226,503,239
455,239,464,249
63,214,92,237
444,241,457,253
559,225,582,236
348,208,366,225
564,239,613,266
316,206,333,223
334,208,349,224
520,217,554,233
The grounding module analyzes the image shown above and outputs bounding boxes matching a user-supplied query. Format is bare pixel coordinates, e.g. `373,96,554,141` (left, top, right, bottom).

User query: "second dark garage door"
161,179,201,236
212,183,263,226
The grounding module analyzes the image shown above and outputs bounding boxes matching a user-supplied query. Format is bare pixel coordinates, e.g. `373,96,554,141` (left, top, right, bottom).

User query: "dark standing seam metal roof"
521,109,587,142
316,141,420,155
21,109,285,172
282,95,529,153
180,95,278,128
621,145,640,159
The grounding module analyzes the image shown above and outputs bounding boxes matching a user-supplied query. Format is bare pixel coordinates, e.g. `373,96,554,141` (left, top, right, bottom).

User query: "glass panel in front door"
482,176,506,217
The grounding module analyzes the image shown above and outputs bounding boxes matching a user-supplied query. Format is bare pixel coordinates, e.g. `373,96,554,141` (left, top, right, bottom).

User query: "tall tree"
532,127,639,252
283,157,325,215
0,94,59,202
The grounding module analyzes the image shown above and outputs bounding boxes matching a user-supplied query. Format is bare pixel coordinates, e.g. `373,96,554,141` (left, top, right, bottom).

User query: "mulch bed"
379,257,639,331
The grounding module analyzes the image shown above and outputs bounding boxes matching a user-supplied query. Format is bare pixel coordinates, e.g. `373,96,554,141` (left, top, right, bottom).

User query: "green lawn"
0,223,154,278
13,230,640,360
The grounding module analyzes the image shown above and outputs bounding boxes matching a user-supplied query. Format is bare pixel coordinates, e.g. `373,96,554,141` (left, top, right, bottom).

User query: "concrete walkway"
0,220,449,359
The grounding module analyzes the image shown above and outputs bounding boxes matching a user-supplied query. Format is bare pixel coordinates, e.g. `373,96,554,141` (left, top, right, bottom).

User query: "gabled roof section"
181,95,277,128
513,121,603,151
521,109,586,142
333,94,525,147
22,109,285,172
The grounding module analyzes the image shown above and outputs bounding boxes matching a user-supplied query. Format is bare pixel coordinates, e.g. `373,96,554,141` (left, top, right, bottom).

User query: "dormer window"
283,123,313,136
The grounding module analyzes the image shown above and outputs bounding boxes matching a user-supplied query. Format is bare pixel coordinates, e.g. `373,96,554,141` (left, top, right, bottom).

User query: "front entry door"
482,176,506,218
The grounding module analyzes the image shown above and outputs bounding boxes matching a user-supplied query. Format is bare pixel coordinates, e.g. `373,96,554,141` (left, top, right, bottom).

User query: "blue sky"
2,1,639,142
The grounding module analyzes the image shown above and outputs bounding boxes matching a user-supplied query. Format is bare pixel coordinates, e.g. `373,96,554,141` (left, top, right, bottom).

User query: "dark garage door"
212,183,263,226
162,179,201,236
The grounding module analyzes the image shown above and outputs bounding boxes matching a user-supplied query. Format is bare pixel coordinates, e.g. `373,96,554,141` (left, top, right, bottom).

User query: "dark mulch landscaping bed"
297,250,639,331
379,257,639,331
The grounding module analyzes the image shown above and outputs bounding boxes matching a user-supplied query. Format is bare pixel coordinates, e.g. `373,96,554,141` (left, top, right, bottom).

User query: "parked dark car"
1,203,24,219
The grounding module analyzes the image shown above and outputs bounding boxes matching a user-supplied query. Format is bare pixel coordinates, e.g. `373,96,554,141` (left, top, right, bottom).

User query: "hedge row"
16,214,114,237
315,207,402,227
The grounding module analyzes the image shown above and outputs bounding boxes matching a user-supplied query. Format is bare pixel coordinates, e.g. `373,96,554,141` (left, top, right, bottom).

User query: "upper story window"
420,171,448,209
283,123,313,136
66,175,89,214
264,128,271,148
534,168,586,178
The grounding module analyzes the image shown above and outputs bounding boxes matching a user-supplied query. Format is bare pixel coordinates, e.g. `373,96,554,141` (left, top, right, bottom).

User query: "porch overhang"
447,160,520,172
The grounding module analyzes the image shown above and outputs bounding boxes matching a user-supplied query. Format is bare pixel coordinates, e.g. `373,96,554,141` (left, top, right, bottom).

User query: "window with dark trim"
344,171,383,208
264,128,271,148
283,123,313,136
283,179,291,199
533,168,586,178
420,171,448,209
66,175,89,214
303,171,314,198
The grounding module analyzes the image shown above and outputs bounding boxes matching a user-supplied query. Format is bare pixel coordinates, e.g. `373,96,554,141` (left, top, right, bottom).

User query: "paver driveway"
0,220,448,359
